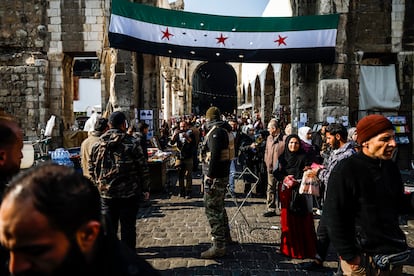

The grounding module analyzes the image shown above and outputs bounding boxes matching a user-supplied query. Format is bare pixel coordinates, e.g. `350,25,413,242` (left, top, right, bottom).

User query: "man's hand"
345,255,361,271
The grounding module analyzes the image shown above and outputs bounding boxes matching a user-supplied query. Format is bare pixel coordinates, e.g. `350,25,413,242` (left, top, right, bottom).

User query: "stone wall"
0,60,49,138
0,0,113,143
0,0,49,139
0,0,49,50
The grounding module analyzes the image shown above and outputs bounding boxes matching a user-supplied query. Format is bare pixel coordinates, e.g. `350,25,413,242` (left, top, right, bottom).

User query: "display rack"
386,116,410,144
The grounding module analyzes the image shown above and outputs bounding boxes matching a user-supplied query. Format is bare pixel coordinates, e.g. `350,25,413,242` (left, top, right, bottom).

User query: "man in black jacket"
200,106,232,259
0,164,159,276
324,114,414,276
228,119,242,196
170,120,197,198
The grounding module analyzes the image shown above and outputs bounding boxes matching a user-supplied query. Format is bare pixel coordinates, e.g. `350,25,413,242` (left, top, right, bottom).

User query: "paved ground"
136,174,414,275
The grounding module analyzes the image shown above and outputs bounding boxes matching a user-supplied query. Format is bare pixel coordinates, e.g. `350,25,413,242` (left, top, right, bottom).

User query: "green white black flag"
108,0,339,63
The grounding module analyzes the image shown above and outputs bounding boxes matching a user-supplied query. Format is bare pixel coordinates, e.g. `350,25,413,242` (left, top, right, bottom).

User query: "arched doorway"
192,62,237,116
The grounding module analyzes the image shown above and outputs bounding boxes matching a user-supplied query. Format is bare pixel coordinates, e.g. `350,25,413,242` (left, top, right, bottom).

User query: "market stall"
147,148,173,193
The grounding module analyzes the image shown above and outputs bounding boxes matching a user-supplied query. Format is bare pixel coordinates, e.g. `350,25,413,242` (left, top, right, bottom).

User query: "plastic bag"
299,169,320,196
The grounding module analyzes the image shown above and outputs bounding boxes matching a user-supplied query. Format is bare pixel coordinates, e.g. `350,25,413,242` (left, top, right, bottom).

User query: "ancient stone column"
161,66,173,120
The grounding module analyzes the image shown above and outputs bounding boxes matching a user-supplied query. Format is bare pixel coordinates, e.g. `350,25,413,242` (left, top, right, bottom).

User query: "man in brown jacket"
80,118,108,179
263,119,285,217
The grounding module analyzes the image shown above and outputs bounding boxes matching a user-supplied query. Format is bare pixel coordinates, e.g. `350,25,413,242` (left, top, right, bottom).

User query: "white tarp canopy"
359,65,401,110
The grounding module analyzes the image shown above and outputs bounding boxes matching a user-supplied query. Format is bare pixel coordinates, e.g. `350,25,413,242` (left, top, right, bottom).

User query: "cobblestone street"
136,176,414,275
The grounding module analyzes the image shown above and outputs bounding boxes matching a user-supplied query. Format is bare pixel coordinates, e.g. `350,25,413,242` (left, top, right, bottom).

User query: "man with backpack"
199,106,234,259
89,111,150,250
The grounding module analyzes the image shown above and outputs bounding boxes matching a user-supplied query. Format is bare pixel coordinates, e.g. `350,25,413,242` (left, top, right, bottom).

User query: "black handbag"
289,186,308,216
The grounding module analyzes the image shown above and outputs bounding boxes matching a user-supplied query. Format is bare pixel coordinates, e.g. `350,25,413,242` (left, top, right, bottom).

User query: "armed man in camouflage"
200,106,233,259
89,111,150,250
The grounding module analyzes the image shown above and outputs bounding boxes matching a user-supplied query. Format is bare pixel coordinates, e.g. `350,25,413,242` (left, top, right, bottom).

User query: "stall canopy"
108,0,339,63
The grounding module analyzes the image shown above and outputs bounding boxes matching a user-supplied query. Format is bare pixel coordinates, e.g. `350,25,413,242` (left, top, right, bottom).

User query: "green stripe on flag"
111,0,339,33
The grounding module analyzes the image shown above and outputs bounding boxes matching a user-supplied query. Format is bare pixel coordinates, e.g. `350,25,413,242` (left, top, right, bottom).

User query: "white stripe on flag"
109,14,337,50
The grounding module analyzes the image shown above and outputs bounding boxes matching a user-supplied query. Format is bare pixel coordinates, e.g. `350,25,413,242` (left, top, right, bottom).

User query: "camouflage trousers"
203,176,230,244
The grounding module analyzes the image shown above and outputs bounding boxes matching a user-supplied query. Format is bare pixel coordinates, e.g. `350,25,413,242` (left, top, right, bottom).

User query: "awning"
238,103,252,110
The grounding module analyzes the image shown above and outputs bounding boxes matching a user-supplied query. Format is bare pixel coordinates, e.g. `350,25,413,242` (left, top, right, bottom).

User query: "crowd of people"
0,108,413,275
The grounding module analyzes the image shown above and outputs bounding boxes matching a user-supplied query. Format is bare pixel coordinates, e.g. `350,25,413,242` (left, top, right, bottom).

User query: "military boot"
200,241,226,259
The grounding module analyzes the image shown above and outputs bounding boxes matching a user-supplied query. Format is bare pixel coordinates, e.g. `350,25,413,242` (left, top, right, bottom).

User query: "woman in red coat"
274,134,317,259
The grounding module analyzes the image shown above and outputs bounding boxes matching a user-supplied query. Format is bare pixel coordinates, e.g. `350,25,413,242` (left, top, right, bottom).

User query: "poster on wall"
139,109,154,139
341,116,349,127
298,113,307,128
326,116,335,124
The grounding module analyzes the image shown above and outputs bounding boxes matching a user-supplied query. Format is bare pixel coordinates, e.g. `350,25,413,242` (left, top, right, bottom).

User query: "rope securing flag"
108,0,339,63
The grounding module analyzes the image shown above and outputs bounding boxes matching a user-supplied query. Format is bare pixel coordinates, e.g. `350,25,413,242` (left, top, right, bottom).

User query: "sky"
168,0,292,17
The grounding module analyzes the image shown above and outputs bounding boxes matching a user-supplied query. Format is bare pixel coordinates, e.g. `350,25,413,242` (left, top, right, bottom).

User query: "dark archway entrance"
192,62,237,116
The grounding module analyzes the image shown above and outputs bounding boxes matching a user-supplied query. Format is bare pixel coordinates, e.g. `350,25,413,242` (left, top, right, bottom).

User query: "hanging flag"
108,0,339,63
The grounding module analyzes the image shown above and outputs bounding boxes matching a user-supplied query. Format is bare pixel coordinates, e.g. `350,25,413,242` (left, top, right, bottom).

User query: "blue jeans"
101,195,139,250
229,158,239,193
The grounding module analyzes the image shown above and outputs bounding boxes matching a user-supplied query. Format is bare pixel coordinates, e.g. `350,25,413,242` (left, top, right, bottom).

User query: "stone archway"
264,65,275,124
192,62,237,116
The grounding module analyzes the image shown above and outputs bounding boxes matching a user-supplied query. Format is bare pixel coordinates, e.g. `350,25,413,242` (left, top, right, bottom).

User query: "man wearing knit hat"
199,106,233,258
324,114,414,276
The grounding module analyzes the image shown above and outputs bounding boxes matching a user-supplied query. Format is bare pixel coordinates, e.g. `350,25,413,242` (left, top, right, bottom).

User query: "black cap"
109,111,126,129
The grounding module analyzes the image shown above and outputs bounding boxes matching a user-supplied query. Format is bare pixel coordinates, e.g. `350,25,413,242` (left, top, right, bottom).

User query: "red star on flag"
216,33,228,45
274,35,287,46
161,27,174,40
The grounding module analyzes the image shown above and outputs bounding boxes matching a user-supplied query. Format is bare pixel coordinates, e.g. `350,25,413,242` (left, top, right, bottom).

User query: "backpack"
91,133,136,194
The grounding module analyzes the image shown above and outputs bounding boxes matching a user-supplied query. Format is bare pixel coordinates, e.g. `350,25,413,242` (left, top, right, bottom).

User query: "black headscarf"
280,134,307,180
